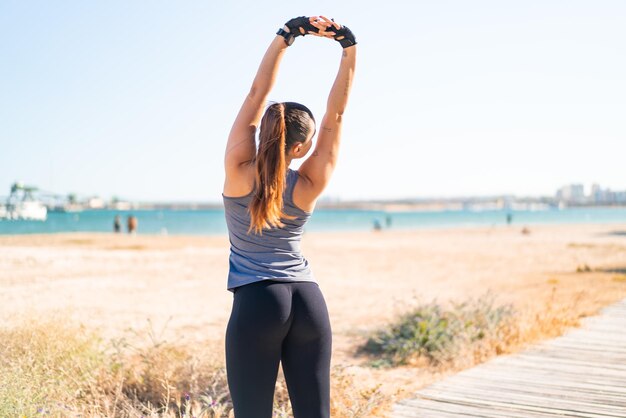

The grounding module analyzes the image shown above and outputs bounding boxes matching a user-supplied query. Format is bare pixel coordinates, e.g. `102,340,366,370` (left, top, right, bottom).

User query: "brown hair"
248,102,315,235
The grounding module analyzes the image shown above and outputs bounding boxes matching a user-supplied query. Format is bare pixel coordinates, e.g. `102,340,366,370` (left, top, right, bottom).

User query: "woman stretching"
222,15,357,418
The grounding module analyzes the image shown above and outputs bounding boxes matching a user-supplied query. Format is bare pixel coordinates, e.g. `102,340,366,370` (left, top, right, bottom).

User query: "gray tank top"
222,168,316,293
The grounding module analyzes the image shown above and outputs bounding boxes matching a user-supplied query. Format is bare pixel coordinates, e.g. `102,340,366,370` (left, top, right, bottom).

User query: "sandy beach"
2,223,626,403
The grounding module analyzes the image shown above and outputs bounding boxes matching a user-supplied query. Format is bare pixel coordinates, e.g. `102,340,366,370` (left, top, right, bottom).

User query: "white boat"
0,182,48,221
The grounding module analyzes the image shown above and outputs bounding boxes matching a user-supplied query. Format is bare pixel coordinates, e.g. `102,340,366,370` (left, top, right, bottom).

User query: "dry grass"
0,285,616,417
0,318,105,416
502,287,584,346
614,274,626,283
0,316,390,417
0,286,599,417
330,366,388,417
3,272,622,418
104,245,149,251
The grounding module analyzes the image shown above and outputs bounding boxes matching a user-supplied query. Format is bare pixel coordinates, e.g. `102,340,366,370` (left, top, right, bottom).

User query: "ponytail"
248,103,297,235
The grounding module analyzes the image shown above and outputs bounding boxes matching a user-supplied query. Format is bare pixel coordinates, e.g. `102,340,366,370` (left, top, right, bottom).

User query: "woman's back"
222,168,315,292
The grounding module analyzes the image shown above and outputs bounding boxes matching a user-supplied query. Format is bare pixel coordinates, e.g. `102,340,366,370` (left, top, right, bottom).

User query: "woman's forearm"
224,35,288,167
248,36,289,102
326,46,357,118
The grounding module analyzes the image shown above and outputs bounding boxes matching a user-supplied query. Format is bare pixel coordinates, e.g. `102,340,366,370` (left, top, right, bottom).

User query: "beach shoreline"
3,206,626,237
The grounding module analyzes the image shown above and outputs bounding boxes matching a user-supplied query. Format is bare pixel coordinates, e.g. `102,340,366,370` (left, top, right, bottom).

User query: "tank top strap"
285,168,298,205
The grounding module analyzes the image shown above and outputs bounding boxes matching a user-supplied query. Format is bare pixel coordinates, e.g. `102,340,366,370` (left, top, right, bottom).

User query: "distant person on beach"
507,213,513,225
373,219,382,231
127,215,137,234
222,15,356,417
113,215,121,233
385,214,392,228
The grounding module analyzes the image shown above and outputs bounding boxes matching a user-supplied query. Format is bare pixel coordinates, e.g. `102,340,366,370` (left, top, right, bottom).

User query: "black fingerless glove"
285,16,318,36
332,25,357,48
276,16,318,46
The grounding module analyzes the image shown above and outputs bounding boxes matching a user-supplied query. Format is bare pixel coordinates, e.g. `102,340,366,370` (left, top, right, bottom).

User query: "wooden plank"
461,363,626,388
478,364,626,384
418,383,626,414
391,298,626,417
438,373,626,400
428,378,626,406
394,397,544,418
403,392,625,418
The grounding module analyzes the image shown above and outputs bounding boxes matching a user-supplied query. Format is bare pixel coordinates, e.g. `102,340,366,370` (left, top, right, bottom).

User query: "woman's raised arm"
223,36,287,173
224,17,317,174
299,16,357,198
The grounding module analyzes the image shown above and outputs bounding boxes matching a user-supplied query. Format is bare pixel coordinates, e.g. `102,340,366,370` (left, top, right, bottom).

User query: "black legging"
225,280,332,418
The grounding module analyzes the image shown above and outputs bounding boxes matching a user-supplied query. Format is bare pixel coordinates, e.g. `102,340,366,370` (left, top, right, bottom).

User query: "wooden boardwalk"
392,298,626,417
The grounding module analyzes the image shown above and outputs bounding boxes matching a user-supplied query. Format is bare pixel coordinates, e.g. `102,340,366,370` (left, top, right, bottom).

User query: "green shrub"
360,293,515,367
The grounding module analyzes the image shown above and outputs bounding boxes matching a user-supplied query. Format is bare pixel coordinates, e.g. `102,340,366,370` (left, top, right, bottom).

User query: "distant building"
556,184,585,204
87,196,105,209
589,184,626,204
591,183,604,202
112,201,133,210
558,183,626,205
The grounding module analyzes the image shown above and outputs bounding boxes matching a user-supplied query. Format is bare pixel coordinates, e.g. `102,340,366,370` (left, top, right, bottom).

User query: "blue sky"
1,1,625,202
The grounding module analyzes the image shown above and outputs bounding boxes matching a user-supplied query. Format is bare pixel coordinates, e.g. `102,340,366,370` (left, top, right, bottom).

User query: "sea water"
0,207,625,235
